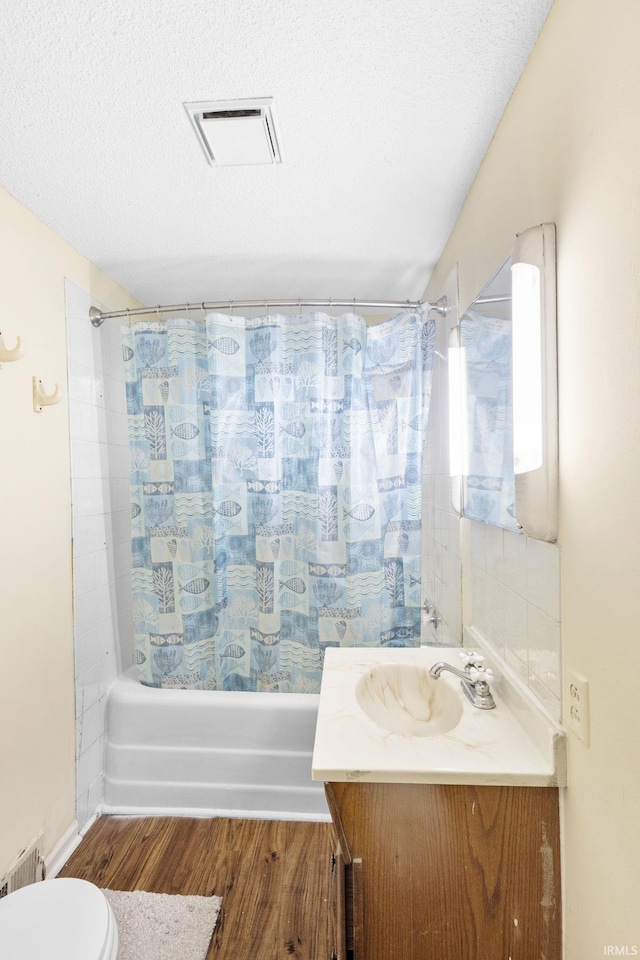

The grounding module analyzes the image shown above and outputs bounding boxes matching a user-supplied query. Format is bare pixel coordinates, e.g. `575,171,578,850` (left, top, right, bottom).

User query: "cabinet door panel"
328,781,561,960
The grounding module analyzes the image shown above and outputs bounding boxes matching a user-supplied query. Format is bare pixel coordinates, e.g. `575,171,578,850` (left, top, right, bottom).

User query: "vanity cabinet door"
327,780,561,960
325,785,363,960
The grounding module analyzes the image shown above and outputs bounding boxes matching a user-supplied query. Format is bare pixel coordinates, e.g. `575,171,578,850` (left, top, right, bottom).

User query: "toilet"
0,877,118,959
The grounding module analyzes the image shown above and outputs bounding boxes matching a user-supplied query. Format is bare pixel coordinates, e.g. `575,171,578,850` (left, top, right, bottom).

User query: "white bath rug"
102,888,222,960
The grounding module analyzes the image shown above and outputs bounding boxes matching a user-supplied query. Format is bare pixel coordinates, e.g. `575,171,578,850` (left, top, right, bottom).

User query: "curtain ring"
186,301,191,321
126,307,131,325
201,301,206,317
298,298,302,315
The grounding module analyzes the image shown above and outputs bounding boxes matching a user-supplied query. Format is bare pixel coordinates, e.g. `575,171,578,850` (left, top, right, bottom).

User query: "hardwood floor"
59,816,337,960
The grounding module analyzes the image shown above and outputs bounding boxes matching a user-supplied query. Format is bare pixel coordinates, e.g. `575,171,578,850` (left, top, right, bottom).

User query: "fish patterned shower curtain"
123,310,435,692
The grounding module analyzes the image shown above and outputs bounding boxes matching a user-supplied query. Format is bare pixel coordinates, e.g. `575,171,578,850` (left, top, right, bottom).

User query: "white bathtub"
103,668,330,821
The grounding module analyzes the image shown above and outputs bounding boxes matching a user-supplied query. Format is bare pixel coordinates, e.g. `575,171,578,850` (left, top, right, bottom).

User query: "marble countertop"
311,646,566,787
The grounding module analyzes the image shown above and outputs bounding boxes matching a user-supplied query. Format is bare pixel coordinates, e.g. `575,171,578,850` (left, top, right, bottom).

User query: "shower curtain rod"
88,296,449,327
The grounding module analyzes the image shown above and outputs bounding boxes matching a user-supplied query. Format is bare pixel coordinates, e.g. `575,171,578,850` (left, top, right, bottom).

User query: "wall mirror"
449,223,558,541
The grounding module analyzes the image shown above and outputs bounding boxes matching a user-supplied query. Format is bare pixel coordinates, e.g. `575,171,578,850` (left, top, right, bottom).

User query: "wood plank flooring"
59,816,336,960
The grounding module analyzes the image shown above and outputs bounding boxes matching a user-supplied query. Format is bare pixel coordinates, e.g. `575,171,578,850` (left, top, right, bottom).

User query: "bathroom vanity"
312,647,565,960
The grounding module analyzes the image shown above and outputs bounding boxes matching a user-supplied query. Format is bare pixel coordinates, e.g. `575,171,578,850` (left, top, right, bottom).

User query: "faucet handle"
469,666,493,685
459,651,485,669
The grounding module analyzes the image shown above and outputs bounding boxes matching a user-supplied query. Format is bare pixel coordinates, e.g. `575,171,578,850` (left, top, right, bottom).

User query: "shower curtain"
123,310,435,692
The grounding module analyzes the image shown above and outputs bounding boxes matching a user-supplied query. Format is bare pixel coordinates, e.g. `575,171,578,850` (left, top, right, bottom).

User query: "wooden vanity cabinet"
325,780,561,960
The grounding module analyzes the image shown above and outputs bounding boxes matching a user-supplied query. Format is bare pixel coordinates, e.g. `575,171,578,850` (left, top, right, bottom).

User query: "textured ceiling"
0,0,554,306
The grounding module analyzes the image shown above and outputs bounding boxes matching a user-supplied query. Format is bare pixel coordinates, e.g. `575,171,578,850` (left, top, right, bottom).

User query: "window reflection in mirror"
458,257,520,532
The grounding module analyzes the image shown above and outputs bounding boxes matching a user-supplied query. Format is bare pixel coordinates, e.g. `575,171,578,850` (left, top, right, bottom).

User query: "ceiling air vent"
184,98,282,166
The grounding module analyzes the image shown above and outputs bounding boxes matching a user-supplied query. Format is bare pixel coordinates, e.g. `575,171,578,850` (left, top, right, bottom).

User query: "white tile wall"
65,280,132,829
467,520,562,719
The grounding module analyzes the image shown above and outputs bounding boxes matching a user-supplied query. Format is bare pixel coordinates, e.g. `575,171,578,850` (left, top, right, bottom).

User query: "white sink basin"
355,663,463,737
311,647,567,787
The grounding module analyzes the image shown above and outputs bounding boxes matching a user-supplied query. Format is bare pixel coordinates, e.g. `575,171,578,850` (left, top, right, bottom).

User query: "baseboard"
44,820,83,879
101,802,332,823
79,807,104,837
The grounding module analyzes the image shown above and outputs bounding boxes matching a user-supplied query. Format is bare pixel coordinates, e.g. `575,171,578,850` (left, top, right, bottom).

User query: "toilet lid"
0,878,116,960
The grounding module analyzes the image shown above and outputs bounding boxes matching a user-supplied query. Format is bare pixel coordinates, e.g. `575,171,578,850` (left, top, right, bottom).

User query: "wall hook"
0,331,25,364
33,376,62,413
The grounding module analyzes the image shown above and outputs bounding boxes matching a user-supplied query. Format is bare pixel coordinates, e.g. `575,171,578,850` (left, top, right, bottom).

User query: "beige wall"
425,0,640,951
0,186,138,874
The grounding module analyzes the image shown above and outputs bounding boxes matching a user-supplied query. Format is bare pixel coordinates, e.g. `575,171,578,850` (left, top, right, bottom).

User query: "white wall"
424,0,640,951
66,280,133,830
0,185,138,875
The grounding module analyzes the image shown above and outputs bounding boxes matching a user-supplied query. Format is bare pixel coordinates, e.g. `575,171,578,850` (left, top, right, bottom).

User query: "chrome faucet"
429,653,496,710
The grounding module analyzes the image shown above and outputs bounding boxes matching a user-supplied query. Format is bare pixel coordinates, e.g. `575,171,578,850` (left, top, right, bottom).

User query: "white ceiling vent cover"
184,98,282,167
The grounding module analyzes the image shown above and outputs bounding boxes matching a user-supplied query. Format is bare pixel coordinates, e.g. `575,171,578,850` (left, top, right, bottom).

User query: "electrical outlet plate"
566,670,590,746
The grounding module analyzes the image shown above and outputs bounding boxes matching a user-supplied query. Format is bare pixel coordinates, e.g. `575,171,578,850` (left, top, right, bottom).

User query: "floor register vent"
0,834,44,898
